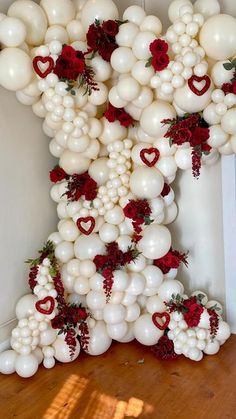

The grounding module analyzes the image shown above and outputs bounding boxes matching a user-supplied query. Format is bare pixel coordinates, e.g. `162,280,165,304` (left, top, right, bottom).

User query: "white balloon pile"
0,0,235,377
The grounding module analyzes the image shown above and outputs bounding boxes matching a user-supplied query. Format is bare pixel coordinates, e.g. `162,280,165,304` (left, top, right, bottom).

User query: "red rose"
232,80,236,95
184,303,204,328
123,202,138,219
93,254,107,270
190,126,209,147
161,183,171,197
118,111,134,127
66,306,80,324
175,128,192,145
61,45,77,59
201,143,211,153
51,315,65,330
104,103,118,122
71,56,85,74
87,24,102,50
99,42,118,62
50,166,67,183
102,267,113,279
152,335,178,360
151,53,169,71
221,82,233,94
78,308,88,320
102,20,119,37
149,39,168,56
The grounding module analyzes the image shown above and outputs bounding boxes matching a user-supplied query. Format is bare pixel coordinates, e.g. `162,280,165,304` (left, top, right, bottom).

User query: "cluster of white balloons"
0,0,235,377
167,292,231,361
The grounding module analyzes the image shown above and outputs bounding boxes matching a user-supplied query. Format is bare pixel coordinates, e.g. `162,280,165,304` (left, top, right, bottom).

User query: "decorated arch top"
0,0,235,378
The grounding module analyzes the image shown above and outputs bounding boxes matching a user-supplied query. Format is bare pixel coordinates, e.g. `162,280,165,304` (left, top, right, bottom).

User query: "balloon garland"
0,0,235,377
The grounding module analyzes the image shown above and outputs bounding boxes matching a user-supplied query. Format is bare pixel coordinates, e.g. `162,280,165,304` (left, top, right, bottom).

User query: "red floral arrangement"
162,113,211,178
65,171,98,202
123,199,153,243
166,294,220,337
93,242,140,299
86,19,120,62
53,45,98,95
222,59,236,94
146,38,170,72
50,166,68,183
152,335,179,360
26,241,89,356
154,248,188,275
104,102,134,128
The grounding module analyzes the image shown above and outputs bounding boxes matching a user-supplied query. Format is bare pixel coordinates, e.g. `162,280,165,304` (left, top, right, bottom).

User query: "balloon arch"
0,0,235,377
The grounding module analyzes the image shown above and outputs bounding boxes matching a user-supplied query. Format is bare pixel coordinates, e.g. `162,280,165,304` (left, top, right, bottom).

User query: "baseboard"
0,318,17,352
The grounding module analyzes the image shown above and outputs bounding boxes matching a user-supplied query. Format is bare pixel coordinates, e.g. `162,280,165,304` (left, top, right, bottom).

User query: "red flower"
51,315,65,330
93,255,107,270
102,20,119,37
154,248,188,274
161,183,171,197
184,303,204,328
174,128,192,145
118,111,134,127
53,46,86,81
149,39,168,56
87,24,102,50
123,202,139,219
221,83,233,94
151,53,169,72
152,335,178,360
190,126,209,147
201,143,211,153
104,103,118,122
50,166,67,183
232,80,236,95
78,308,88,320
99,42,118,62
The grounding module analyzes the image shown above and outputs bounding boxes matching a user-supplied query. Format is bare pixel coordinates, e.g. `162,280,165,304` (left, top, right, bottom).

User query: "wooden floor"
1,336,236,419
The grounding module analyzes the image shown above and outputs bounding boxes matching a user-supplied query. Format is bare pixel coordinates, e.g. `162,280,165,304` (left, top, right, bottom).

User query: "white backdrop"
0,0,235,348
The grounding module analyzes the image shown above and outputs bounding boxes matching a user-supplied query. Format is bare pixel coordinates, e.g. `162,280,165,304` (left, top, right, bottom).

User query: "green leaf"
58,329,64,335
145,57,152,68
223,62,233,70
231,58,236,67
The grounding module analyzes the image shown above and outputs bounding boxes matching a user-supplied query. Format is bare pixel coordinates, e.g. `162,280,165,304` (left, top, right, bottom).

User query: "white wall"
0,0,235,347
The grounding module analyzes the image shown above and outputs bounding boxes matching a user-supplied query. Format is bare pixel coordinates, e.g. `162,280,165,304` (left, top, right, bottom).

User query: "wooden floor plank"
0,336,236,419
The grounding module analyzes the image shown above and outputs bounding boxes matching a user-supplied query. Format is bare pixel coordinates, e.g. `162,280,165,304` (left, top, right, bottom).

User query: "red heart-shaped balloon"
152,312,170,330
140,147,160,167
77,216,95,235
33,56,55,79
188,75,211,96
35,296,55,315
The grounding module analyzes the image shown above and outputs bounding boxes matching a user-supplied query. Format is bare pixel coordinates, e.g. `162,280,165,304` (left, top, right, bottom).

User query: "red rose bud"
50,167,67,183
102,20,119,37
149,38,168,56
151,53,169,72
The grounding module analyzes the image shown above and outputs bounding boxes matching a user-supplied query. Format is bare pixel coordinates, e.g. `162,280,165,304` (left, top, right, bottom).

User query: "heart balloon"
140,148,160,167
77,217,95,235
33,56,55,79
188,75,211,96
152,312,170,330
35,296,55,315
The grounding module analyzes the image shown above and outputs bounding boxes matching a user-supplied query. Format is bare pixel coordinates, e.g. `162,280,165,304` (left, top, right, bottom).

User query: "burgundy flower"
78,308,88,320
152,335,178,360
99,42,118,62
151,53,169,72
184,303,204,328
190,126,209,147
118,111,134,127
175,128,192,145
51,315,65,330
161,183,171,197
123,202,139,219
50,166,67,183
87,24,102,50
102,20,119,37
232,80,236,95
201,143,211,153
61,45,77,59
149,39,168,56
221,82,233,94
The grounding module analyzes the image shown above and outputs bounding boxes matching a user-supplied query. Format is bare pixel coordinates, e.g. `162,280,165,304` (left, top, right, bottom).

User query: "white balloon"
15,294,37,319
132,60,155,86
59,220,79,242
40,329,58,346
0,350,17,374
53,337,80,362
100,118,127,145
168,0,192,22
91,56,112,82
204,340,220,355
111,47,137,74
88,82,108,106
88,158,109,186
0,17,26,47
55,241,74,263
138,224,171,260
86,321,112,355
126,273,146,295
89,273,104,292
122,293,137,306
146,295,166,314
208,125,229,148
175,148,192,170
15,354,38,378
125,303,141,322
140,15,162,36
140,101,176,137
117,323,135,343
158,279,184,302
134,314,164,346
59,150,91,175
103,304,126,324
221,109,236,135
107,321,128,340
127,254,147,273
0,48,32,91
132,31,156,60
81,0,118,30
174,83,212,113
40,0,75,26
200,14,236,60
117,77,141,102
8,0,47,45
104,206,124,225
74,233,105,260
112,270,129,292
211,60,235,87
86,291,106,310
130,167,164,199
116,22,139,47
45,25,69,44
67,19,85,42
215,321,231,341
142,266,163,288
74,276,90,295
123,5,146,25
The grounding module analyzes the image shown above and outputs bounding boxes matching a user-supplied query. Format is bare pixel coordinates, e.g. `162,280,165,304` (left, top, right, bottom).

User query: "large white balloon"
15,294,37,319
15,354,38,378
59,150,91,175
40,0,75,26
86,321,112,355
88,158,110,186
199,14,236,60
8,0,47,45
138,224,171,259
134,314,164,345
81,0,119,30
130,167,164,199
0,350,17,374
74,233,105,260
0,48,33,91
0,17,26,47
158,279,184,302
53,337,80,362
140,101,176,137
174,83,212,113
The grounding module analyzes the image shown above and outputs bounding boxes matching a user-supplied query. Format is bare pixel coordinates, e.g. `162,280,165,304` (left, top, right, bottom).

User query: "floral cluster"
86,19,119,62
50,166,68,183
93,242,140,299
151,335,179,360
166,294,220,337
221,59,236,94
104,103,134,128
27,241,89,356
153,248,188,275
162,113,211,178
123,199,153,243
65,172,98,202
53,45,98,95
146,39,170,72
